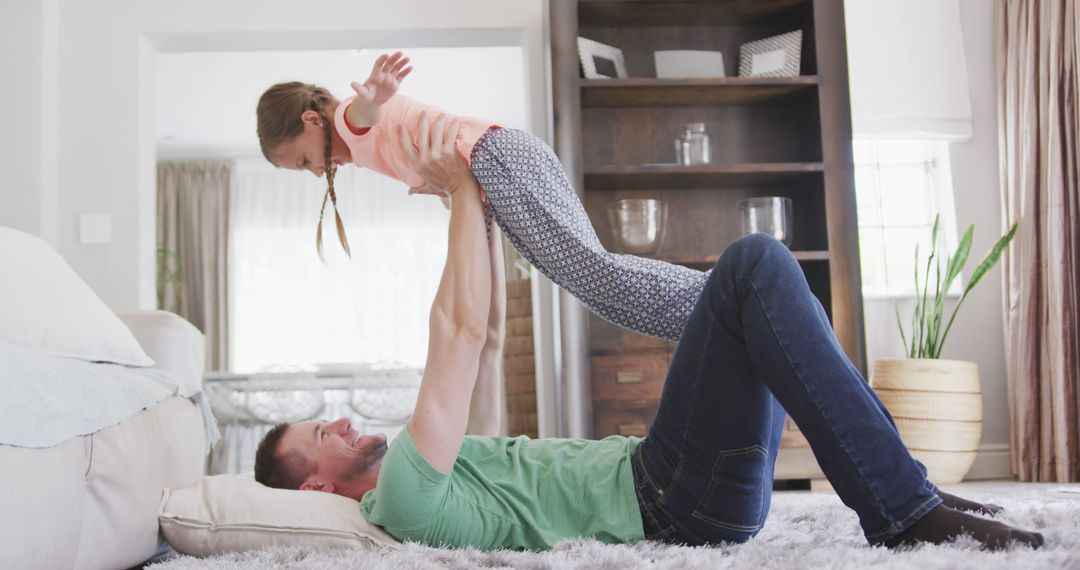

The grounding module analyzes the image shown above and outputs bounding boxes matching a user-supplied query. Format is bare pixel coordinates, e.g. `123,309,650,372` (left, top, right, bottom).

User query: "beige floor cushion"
159,473,400,556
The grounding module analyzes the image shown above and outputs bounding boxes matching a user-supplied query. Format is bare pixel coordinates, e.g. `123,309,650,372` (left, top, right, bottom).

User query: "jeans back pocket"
691,445,769,536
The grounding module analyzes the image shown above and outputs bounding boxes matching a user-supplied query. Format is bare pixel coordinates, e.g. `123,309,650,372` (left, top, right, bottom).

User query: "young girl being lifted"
256,50,702,343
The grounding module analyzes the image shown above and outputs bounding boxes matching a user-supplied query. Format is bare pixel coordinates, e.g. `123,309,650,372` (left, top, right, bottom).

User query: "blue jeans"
632,234,942,545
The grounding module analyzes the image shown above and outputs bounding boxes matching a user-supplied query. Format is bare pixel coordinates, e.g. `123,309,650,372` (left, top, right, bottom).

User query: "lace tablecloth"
204,364,421,474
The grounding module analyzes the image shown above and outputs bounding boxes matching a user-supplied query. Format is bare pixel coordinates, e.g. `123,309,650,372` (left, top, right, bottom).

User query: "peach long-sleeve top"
333,94,498,189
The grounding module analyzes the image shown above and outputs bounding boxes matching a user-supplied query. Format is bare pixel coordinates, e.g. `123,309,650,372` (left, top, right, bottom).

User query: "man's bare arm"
467,226,506,436
401,115,491,474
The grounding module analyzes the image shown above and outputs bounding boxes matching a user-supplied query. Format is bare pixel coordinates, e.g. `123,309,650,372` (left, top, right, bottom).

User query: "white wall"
863,0,1011,480
8,0,547,311
0,0,41,235
0,0,57,244
945,0,1011,479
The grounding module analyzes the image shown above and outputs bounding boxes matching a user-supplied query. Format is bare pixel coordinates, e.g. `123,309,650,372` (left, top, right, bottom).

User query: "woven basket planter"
869,359,982,484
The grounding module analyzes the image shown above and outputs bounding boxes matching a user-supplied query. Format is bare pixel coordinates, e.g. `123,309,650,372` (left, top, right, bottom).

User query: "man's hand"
400,112,472,195
346,51,413,128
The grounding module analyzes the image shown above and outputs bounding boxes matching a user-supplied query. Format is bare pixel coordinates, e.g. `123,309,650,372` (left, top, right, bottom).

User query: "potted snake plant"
869,215,1017,483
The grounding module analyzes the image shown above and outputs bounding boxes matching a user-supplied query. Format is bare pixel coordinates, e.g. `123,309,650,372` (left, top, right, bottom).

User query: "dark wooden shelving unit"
551,0,864,480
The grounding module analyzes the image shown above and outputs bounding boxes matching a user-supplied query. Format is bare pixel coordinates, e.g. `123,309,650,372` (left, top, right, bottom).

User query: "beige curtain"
997,0,1080,482
157,161,231,371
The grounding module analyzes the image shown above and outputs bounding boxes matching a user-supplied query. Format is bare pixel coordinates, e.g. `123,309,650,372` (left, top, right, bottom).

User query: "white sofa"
0,311,209,569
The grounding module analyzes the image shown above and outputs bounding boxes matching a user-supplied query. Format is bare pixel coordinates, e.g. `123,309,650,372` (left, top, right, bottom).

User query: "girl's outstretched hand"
352,51,413,106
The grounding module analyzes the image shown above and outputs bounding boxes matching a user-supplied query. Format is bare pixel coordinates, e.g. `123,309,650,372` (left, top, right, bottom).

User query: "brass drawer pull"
618,424,648,437
616,371,644,384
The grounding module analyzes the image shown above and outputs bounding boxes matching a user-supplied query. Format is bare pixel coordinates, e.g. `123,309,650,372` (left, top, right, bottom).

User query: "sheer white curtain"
228,158,450,372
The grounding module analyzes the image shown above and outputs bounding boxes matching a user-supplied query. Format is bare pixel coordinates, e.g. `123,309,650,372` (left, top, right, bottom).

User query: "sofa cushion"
0,436,88,570
0,226,153,366
159,473,400,556
79,396,206,569
0,396,205,570
118,311,204,393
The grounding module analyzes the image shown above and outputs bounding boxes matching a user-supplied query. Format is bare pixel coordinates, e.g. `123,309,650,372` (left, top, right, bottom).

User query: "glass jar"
675,122,711,165
738,196,794,246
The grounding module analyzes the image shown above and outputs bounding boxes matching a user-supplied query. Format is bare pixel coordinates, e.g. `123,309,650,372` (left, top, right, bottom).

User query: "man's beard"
344,437,388,479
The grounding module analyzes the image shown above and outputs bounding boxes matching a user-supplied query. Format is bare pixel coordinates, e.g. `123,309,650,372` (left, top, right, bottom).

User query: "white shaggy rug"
149,486,1080,570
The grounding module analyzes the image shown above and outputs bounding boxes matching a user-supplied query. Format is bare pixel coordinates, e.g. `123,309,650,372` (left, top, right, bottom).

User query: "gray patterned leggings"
469,127,709,341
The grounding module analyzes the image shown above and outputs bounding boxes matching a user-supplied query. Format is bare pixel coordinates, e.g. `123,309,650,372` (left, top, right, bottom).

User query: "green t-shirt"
359,427,644,551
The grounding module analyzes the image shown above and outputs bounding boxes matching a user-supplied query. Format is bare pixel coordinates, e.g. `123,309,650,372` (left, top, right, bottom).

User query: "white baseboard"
965,442,1013,481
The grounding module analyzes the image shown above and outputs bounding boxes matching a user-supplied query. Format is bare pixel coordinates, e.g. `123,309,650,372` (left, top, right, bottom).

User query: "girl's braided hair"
256,82,351,259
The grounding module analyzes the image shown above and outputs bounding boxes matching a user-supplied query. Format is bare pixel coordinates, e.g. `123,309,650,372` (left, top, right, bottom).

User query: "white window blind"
845,0,973,140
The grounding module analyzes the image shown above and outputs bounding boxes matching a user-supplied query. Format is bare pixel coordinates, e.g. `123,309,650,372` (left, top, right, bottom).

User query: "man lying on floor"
253,118,1043,552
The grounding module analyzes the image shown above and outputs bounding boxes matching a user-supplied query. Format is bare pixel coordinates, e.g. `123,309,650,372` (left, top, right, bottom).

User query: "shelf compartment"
581,76,818,107
585,162,823,191
579,0,809,27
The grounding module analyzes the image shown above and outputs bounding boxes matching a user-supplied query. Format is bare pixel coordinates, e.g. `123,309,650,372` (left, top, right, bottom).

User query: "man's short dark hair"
254,422,311,490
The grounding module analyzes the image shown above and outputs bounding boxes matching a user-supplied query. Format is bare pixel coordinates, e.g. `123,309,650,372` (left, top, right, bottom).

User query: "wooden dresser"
589,313,673,438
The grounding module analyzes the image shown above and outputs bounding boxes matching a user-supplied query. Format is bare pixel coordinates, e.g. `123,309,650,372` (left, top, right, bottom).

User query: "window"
853,139,961,298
